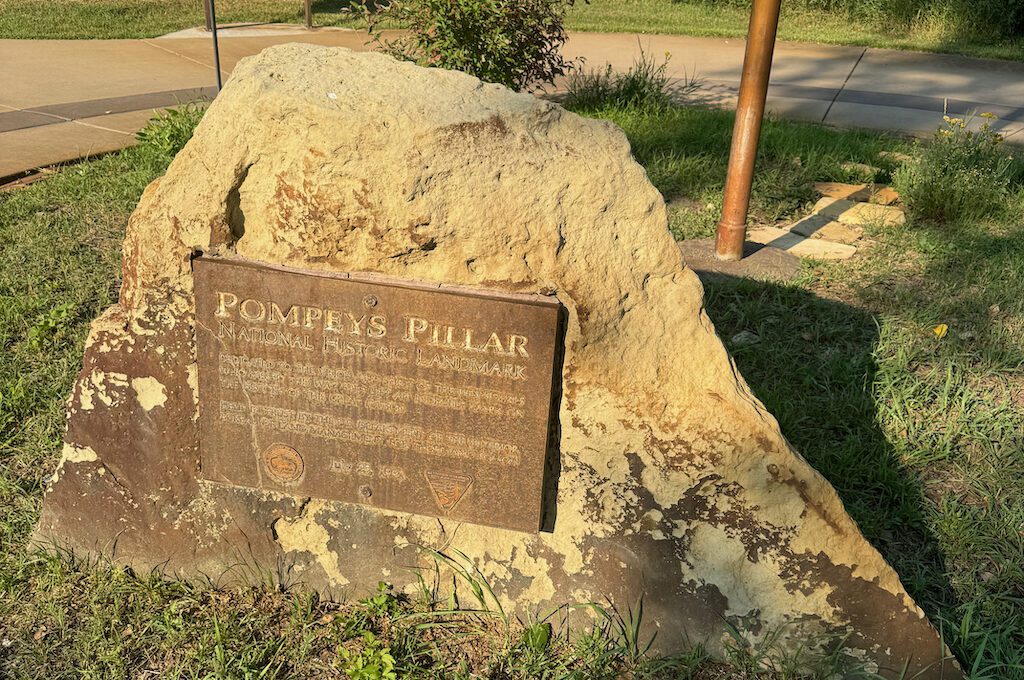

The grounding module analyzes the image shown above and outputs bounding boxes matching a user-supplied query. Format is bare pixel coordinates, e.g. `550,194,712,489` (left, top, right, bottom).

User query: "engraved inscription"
193,257,561,532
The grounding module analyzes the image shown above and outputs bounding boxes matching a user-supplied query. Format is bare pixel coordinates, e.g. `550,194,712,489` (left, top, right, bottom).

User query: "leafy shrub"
893,113,1018,223
564,48,679,110
135,103,205,162
369,0,577,90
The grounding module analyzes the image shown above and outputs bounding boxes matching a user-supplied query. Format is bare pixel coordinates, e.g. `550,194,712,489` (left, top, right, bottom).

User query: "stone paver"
813,182,900,205
787,214,863,244
746,226,858,260
812,196,906,226
764,181,904,255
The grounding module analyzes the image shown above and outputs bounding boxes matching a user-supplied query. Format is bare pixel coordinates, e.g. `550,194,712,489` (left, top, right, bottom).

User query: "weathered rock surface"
36,44,958,678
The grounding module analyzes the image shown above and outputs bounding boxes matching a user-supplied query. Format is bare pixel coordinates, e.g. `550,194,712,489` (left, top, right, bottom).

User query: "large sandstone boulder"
37,44,958,677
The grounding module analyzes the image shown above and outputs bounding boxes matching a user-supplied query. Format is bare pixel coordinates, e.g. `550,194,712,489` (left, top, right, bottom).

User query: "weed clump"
893,113,1018,223
135,103,205,162
564,48,678,110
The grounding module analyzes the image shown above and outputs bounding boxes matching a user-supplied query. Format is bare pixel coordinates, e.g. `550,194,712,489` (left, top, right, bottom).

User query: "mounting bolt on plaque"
359,485,373,498
362,295,378,308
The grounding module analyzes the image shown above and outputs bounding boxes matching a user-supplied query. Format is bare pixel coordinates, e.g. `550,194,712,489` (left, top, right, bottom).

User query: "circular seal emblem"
262,444,303,483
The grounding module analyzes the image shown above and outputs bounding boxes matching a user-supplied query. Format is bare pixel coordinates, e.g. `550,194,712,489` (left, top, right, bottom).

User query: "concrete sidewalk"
4,25,1024,181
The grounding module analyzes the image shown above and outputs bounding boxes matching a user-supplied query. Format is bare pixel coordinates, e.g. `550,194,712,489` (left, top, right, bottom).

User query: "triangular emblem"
425,471,473,513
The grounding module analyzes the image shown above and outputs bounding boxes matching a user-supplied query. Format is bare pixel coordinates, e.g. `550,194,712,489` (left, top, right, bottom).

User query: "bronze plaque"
193,257,562,532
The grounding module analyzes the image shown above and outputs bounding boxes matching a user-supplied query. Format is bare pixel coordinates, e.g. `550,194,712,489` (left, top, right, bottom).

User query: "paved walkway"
4,25,1024,181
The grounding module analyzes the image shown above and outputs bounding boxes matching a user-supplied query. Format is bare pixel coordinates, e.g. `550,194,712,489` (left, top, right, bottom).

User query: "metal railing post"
202,0,214,31
209,0,223,91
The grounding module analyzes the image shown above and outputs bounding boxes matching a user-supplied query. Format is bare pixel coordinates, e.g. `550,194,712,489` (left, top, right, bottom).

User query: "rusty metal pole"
202,0,214,31
304,0,313,29
715,0,782,261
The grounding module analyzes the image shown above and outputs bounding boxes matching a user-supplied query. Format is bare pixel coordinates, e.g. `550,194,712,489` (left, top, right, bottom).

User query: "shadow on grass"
698,273,958,638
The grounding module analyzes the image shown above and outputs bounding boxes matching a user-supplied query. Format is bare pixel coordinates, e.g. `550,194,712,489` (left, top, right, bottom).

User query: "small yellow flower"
933,324,949,339
981,111,998,120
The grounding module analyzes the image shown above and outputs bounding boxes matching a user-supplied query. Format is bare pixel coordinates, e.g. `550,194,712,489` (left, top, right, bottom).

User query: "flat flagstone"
814,181,869,200
871,186,901,205
813,181,900,205
812,197,905,226
787,214,863,244
746,226,857,260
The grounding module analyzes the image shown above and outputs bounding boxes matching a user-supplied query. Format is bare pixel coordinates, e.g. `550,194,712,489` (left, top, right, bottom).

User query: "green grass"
2,103,1024,676
583,103,1024,676
5,0,1024,63
0,0,365,39
568,1,1024,63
